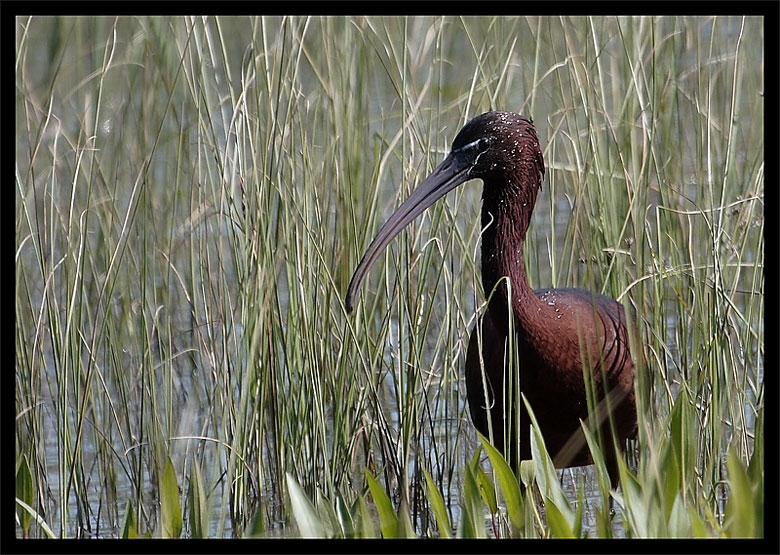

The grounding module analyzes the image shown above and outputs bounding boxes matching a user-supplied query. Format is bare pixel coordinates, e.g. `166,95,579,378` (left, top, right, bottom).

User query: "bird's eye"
456,138,490,157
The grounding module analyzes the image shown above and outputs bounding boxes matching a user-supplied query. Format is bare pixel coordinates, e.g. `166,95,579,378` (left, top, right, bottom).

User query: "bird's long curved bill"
345,152,472,313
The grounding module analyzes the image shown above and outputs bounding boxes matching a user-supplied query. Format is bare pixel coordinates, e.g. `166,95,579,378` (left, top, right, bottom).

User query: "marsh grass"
15,15,763,539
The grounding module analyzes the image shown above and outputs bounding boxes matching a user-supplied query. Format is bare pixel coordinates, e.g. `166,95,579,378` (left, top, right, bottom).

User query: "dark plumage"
346,111,636,487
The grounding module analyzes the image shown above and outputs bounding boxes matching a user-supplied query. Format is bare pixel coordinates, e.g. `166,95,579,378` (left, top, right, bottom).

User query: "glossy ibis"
345,111,636,488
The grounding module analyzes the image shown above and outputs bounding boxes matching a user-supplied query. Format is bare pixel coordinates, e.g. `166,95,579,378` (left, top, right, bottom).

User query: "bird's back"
465,286,636,478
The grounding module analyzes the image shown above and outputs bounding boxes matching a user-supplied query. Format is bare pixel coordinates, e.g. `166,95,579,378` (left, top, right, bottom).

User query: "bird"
345,111,636,488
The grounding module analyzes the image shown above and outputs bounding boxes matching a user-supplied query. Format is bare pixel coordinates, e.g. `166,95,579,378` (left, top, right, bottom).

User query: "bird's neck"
480,186,541,332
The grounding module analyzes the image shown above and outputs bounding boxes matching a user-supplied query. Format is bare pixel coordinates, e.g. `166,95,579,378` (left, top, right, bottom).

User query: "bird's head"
345,110,545,313
449,111,545,200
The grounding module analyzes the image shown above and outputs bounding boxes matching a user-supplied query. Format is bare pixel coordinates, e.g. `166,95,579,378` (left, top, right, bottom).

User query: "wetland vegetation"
15,15,763,539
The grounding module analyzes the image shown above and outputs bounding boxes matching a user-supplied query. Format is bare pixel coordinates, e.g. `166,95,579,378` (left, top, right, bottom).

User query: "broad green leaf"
315,489,342,537
475,463,498,514
581,423,610,498
593,504,612,539
526,402,571,516
666,388,691,515
335,492,355,538
724,448,759,538
160,457,182,538
286,473,327,538
667,492,690,538
16,455,33,537
518,459,535,488
458,459,487,538
351,494,378,538
243,507,266,538
364,470,398,538
397,499,417,538
545,496,576,538
688,507,712,538
187,459,208,538
479,435,524,530
120,501,138,539
422,468,451,538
